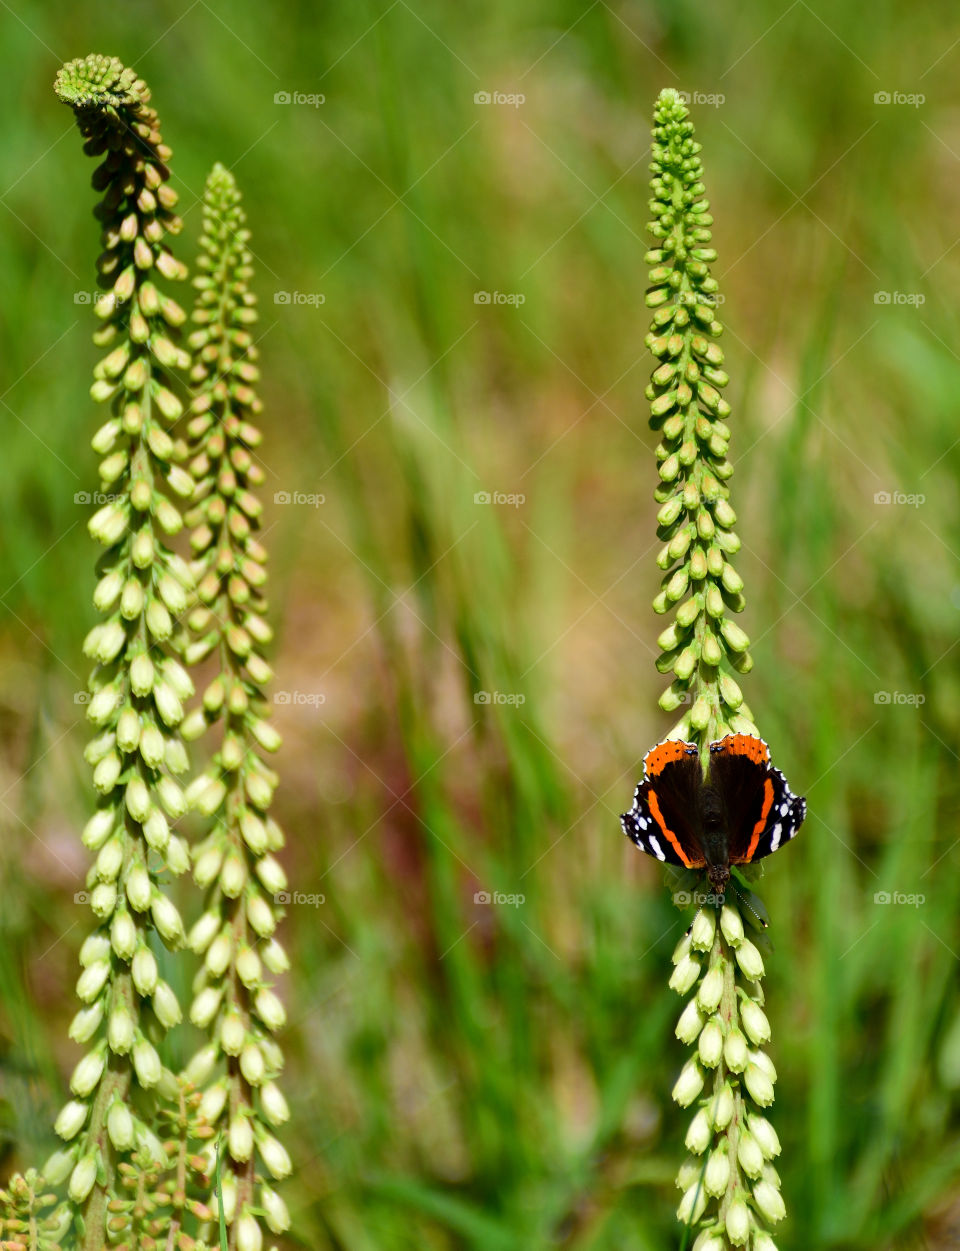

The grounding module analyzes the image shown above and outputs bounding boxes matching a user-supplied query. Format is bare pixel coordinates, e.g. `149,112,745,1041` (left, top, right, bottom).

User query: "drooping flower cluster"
180,164,292,1246
669,898,786,1249
48,54,195,1246
645,88,756,750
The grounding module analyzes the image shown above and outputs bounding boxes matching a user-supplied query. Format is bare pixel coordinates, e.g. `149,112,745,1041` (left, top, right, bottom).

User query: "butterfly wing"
708,734,806,863
620,740,706,868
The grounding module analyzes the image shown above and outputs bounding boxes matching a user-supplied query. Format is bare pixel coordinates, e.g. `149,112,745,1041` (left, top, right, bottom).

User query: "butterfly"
620,734,806,893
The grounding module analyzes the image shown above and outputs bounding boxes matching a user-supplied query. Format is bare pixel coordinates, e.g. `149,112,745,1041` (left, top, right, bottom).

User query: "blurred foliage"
1,1,960,1248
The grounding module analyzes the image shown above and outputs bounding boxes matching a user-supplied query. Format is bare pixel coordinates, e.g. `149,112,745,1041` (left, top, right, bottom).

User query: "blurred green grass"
1,1,960,1247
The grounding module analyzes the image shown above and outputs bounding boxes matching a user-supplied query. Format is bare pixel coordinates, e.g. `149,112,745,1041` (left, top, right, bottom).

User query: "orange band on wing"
744,777,775,861
647,791,692,867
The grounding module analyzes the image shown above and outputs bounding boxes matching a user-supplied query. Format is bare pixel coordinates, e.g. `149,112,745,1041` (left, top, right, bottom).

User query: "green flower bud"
698,1017,724,1068
712,1081,735,1130
96,835,124,881
744,1060,775,1106
258,1133,292,1180
671,1057,704,1107
222,853,249,900
697,965,724,1013
185,1044,218,1086
93,568,124,611
741,998,771,1045
143,806,170,851
205,931,232,976
130,652,155,696
68,1154,98,1203
110,909,137,960
90,881,117,917
260,1080,290,1126
153,980,181,1028
724,1197,751,1246
70,1001,104,1042
146,597,173,639
723,1027,748,1072
157,775,187,817
82,808,114,849
690,908,716,951
753,1179,786,1224
229,1115,255,1162
126,864,152,911
200,1080,229,1125
191,985,223,1029
107,1100,135,1150
735,939,765,981
262,939,289,975
753,1234,778,1251
684,1106,712,1155
240,1042,265,1085
749,1113,781,1159
669,953,701,995
737,1130,764,1178
70,1048,105,1096
236,945,262,987
261,1184,291,1234
151,893,184,944
107,1004,135,1053
55,1099,89,1140
76,961,110,1003
132,1038,162,1087
704,1144,730,1197
131,946,158,995
676,997,705,1044
236,1211,263,1251
677,1180,708,1227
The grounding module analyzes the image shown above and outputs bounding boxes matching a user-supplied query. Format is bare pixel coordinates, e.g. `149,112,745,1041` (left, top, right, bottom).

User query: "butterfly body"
620,734,805,894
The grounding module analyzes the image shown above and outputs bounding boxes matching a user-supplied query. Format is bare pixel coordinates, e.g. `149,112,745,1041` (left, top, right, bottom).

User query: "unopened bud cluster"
180,165,291,1244
0,1171,69,1249
670,900,785,1249
645,89,755,748
50,53,194,1243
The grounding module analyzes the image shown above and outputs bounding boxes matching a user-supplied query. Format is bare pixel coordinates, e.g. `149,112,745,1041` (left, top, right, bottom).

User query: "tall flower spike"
180,165,292,1247
645,87,757,753
52,54,194,1250
644,91,787,1249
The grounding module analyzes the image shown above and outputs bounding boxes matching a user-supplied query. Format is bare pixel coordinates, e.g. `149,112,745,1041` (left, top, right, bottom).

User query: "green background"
1,1,959,1247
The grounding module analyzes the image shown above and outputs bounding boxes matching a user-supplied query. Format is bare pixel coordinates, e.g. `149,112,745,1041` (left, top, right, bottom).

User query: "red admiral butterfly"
620,734,806,893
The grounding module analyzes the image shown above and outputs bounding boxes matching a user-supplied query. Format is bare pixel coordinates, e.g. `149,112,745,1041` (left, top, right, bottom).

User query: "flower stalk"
645,87,758,756
180,164,292,1249
50,54,195,1250
644,90,788,1247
